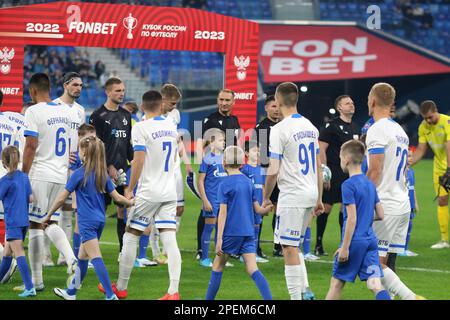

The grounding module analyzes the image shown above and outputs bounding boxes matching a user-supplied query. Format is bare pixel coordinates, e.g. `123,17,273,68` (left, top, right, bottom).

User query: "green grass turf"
1,159,449,300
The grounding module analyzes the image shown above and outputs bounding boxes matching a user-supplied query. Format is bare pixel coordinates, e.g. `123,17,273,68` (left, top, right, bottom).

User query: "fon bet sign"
0,2,259,130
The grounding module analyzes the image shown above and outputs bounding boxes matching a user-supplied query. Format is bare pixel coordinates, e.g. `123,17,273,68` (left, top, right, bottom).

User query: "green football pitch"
1,159,449,300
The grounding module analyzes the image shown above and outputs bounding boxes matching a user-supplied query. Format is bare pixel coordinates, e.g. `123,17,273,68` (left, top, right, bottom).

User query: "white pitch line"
99,241,450,274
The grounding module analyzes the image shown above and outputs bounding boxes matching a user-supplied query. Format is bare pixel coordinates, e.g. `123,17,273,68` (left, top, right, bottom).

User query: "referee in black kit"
253,95,281,257
89,77,132,258
195,89,241,259
315,95,360,256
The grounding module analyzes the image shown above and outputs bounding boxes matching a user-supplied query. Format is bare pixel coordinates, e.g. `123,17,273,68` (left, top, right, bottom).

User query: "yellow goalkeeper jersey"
418,113,450,174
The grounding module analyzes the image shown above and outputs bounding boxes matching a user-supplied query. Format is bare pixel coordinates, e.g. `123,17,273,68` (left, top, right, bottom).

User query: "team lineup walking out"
0,68,434,301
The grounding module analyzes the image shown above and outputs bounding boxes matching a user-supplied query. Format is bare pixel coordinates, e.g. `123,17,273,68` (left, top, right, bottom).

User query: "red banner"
259,24,450,83
0,2,259,130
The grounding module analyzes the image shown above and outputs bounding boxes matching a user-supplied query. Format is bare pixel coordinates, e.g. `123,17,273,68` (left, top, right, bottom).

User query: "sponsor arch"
0,1,259,130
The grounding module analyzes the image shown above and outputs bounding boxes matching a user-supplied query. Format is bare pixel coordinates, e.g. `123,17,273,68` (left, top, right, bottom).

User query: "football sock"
338,211,344,237
437,205,449,242
67,259,88,295
316,213,328,248
28,229,44,285
160,231,181,294
16,256,33,290
405,217,413,251
197,210,205,251
0,256,12,280
386,253,397,273
205,270,222,300
138,235,149,259
298,252,310,291
381,267,415,300
150,226,161,259
45,224,76,265
117,218,126,252
303,227,311,255
285,264,302,300
201,223,215,260
43,232,52,260
60,210,73,241
251,270,272,300
92,257,114,298
117,232,139,291
376,290,391,300
73,232,81,258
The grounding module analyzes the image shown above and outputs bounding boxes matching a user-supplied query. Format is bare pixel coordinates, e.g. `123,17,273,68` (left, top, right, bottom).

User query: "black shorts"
322,165,348,205
104,185,125,208
270,183,280,204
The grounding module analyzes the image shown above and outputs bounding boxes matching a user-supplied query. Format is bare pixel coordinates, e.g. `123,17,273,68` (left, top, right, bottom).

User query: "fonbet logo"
234,92,254,100
234,55,250,81
261,37,377,75
0,47,15,75
68,21,117,35
122,13,138,40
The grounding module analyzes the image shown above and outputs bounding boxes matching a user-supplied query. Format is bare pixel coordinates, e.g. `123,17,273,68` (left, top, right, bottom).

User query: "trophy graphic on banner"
123,13,138,40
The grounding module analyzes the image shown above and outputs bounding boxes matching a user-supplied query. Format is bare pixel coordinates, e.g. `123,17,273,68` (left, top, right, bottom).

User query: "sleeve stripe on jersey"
368,147,385,154
133,145,146,152
269,152,283,160
24,130,38,137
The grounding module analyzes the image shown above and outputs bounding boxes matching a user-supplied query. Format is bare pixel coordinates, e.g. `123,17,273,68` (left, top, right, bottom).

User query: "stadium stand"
319,0,450,57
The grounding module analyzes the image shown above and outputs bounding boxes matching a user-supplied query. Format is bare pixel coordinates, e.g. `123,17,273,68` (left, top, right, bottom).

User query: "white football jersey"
0,112,19,178
269,113,319,207
24,101,72,184
131,115,178,202
3,111,25,156
366,117,410,215
53,98,86,152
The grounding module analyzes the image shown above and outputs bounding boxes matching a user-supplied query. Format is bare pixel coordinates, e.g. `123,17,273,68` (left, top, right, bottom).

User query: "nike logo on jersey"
105,120,111,124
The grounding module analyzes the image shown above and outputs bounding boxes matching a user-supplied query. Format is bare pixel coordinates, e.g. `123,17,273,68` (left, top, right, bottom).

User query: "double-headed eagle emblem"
234,55,250,81
0,47,15,75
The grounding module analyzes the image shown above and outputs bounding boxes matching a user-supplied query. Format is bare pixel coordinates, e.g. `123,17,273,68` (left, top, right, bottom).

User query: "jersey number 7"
163,141,172,172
